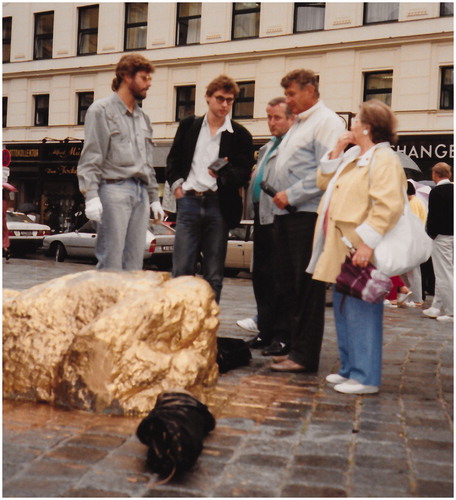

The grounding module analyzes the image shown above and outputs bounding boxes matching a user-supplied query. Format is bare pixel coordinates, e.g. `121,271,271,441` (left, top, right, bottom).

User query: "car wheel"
54,242,67,262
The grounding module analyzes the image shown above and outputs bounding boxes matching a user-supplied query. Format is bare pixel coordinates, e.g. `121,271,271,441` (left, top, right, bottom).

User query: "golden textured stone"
3,270,219,415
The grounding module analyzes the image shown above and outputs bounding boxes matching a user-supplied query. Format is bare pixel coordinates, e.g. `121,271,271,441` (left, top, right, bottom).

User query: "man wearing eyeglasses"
166,75,254,302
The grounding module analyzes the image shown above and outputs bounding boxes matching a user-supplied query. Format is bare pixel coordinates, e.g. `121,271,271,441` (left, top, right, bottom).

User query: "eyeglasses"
214,95,234,104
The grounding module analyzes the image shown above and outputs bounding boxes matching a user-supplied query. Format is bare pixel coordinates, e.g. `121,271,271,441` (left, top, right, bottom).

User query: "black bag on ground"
217,337,252,373
136,391,215,480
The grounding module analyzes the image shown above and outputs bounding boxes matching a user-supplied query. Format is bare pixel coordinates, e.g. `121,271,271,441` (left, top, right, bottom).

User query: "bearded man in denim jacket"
77,54,164,271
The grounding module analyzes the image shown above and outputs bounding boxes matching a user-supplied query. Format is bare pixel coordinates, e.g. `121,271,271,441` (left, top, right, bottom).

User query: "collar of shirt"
202,113,234,135
295,99,324,123
436,179,452,186
356,142,391,167
113,92,140,116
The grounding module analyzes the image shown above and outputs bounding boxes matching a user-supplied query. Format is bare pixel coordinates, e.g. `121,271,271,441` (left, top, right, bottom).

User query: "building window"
3,96,8,128
78,5,99,56
77,92,94,125
440,66,453,110
34,11,54,60
3,17,12,63
175,86,196,121
124,3,147,50
294,3,325,33
363,3,398,24
233,81,255,119
176,3,201,46
440,3,454,16
363,71,393,105
34,94,49,126
232,3,260,40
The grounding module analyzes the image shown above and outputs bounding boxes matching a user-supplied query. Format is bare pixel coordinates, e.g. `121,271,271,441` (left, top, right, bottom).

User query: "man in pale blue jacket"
270,69,345,372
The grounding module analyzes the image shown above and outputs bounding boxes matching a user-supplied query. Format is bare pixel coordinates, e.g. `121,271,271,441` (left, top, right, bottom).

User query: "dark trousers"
252,204,276,343
273,212,326,371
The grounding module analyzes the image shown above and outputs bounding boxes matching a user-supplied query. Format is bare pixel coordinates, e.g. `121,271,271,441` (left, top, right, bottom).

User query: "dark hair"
206,75,240,98
280,69,320,98
111,54,155,91
359,99,398,145
267,97,293,118
432,162,452,180
407,180,416,196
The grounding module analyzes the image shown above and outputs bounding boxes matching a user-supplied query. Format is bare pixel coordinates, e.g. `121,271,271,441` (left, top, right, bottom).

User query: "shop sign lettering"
45,165,77,175
395,143,454,160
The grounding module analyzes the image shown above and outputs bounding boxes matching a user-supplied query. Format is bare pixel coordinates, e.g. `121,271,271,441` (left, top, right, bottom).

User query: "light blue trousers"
333,288,384,386
97,178,149,271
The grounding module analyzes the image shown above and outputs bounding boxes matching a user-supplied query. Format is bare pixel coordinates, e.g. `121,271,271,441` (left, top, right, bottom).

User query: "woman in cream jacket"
308,100,406,394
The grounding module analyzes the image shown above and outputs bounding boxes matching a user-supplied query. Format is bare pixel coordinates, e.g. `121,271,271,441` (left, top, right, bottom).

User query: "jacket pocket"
106,114,135,166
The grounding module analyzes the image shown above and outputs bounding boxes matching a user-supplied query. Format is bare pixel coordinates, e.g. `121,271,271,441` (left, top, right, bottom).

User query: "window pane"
35,95,49,126
36,12,53,34
364,2,399,23
178,3,201,17
366,73,393,90
2,17,11,39
239,82,255,98
366,93,391,106
176,86,196,121
3,96,7,128
295,3,325,32
81,7,98,29
234,101,254,118
233,12,259,38
80,33,97,54
127,3,147,23
234,2,259,12
441,2,454,16
126,26,147,49
3,17,12,63
443,67,454,85
35,38,53,59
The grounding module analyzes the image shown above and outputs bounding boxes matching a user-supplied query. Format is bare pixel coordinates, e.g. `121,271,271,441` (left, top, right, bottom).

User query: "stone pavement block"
288,465,346,487
2,477,70,498
24,458,89,479
44,444,109,463
354,439,408,459
3,444,42,465
98,452,149,473
3,428,71,449
236,453,289,468
281,483,347,497
413,460,454,481
65,433,126,449
351,467,411,495
74,468,150,497
65,487,129,497
353,454,408,471
414,479,454,497
293,454,347,469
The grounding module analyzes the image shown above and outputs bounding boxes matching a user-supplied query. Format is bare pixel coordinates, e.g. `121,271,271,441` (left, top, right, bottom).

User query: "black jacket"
426,182,454,238
166,115,254,228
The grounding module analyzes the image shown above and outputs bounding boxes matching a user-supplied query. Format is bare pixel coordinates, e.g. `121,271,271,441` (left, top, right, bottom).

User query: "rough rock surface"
3,270,219,415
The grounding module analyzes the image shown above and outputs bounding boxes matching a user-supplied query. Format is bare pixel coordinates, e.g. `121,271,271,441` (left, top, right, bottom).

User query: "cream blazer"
308,143,406,284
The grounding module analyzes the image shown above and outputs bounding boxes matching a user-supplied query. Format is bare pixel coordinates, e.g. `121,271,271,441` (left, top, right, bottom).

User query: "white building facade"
2,2,454,227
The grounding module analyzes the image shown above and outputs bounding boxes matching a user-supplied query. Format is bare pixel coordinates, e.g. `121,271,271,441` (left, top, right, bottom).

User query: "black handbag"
136,391,215,481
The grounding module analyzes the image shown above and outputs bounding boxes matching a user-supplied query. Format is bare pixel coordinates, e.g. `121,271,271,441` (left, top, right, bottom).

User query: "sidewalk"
2,258,454,497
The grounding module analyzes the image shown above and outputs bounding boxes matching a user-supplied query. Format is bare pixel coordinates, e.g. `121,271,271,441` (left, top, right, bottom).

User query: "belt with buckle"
185,189,216,197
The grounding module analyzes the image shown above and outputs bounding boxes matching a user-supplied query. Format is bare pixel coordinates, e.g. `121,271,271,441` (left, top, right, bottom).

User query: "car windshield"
6,212,34,223
78,220,97,233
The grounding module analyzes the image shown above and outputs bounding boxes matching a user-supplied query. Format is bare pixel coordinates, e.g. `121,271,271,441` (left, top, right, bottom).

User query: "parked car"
43,220,175,269
6,211,51,255
225,220,253,276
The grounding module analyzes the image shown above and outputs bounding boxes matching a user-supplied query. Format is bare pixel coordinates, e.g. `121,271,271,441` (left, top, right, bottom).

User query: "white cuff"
355,222,384,249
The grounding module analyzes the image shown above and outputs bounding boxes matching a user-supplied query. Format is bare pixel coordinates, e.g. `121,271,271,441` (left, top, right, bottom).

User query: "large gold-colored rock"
3,271,219,415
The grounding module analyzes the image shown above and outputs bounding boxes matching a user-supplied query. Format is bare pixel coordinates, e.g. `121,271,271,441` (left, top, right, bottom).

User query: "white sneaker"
383,299,397,308
423,307,441,318
334,379,379,395
236,317,259,333
326,374,348,384
436,315,453,323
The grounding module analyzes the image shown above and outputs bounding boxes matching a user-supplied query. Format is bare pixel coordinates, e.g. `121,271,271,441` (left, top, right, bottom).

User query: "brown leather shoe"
272,355,289,363
270,359,307,372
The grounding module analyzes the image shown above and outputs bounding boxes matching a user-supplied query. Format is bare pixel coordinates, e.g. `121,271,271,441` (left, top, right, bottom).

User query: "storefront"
5,140,84,233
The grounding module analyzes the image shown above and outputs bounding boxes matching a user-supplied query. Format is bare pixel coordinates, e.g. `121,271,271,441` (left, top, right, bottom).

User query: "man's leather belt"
185,189,216,197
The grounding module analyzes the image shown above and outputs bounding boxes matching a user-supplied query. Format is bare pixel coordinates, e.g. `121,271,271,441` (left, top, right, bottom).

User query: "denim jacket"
77,93,159,203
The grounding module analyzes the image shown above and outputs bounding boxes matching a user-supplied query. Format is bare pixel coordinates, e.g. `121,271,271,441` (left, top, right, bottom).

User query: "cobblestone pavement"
2,257,454,497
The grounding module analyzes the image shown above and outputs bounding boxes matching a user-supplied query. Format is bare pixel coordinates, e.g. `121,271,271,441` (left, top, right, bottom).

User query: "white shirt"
182,114,233,192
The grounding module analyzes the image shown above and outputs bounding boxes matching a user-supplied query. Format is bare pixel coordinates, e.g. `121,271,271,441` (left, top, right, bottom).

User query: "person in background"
423,162,453,322
242,97,294,350
308,99,406,394
3,189,11,261
77,53,164,271
166,75,254,303
268,69,345,368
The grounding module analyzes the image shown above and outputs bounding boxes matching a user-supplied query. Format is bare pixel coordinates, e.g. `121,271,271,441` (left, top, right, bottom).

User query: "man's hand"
151,201,165,221
85,197,103,222
174,187,185,200
273,190,290,210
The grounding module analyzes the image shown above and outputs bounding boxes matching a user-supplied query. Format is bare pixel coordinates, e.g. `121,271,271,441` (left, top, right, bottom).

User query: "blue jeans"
173,193,228,303
333,288,384,386
97,178,149,271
